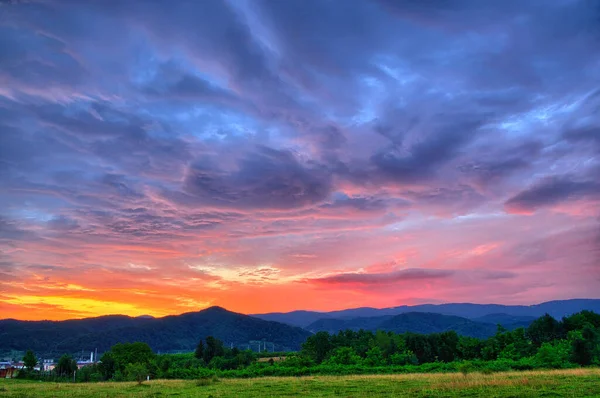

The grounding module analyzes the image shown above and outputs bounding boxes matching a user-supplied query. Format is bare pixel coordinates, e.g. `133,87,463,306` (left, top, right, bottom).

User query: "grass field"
1,369,599,397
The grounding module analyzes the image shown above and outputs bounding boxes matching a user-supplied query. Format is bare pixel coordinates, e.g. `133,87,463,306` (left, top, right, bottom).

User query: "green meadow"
2,368,600,397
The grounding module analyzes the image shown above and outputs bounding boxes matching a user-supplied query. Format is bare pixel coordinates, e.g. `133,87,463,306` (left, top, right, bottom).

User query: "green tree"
534,340,571,368
569,325,598,366
389,350,418,365
526,314,562,347
194,340,205,360
562,311,600,333
363,346,384,366
125,362,148,385
326,347,360,365
23,350,37,371
203,336,225,364
457,336,483,360
302,331,332,364
98,351,116,380
56,354,77,377
110,342,155,372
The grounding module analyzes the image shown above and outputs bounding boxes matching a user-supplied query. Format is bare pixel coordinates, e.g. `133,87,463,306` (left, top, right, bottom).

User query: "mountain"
306,312,535,339
253,310,331,328
306,312,497,338
306,315,394,334
253,299,600,327
0,307,311,357
472,313,536,327
378,312,498,338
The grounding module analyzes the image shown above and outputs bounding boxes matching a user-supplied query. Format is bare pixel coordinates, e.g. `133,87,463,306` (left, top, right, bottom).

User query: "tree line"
16,311,600,382
300,311,600,368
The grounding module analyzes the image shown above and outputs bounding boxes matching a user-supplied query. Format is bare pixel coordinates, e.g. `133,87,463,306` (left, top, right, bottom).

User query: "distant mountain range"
0,307,311,357
2,299,598,357
305,312,536,338
252,299,600,328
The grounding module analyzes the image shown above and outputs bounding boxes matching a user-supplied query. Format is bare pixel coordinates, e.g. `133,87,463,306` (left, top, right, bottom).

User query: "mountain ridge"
0,306,311,356
305,311,533,338
252,299,600,327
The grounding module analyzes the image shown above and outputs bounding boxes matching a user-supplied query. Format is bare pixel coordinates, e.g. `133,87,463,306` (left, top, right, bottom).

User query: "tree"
569,325,598,366
125,362,148,385
203,336,225,364
23,350,37,371
563,311,600,333
110,342,155,372
98,351,116,380
534,341,570,368
56,354,77,377
526,314,562,347
326,347,360,365
301,331,332,364
363,346,385,366
390,350,418,365
195,340,205,360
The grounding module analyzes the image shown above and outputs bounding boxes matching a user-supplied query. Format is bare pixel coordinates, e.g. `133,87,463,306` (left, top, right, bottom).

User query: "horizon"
2,297,598,323
1,1,600,321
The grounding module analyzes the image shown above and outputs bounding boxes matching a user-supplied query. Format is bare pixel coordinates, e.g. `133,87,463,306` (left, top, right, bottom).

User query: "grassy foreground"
1,369,599,397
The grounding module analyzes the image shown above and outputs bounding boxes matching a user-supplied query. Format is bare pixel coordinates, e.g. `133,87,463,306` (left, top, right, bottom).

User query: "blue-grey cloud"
505,176,600,213
173,146,332,210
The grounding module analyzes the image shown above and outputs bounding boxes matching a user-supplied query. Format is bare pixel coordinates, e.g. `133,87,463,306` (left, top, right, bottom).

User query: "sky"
1,0,599,321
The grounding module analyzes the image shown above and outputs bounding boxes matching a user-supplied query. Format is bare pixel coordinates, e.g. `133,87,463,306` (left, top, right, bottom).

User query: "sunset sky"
1,0,599,321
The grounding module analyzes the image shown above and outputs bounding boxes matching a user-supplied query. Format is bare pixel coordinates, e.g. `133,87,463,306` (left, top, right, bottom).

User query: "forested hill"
253,299,600,328
0,307,311,356
306,312,531,338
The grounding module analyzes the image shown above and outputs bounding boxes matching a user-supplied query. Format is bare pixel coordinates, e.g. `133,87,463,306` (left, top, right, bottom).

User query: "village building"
0,361,18,378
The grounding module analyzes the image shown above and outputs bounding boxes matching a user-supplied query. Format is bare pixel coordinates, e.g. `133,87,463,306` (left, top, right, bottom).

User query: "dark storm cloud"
505,176,600,214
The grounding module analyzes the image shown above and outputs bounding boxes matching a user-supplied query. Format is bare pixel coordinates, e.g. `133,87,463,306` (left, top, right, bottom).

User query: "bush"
324,347,361,366
390,351,418,366
124,363,148,385
534,341,571,369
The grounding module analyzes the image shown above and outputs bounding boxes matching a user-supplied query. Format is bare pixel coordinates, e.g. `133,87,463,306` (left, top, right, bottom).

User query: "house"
41,359,55,371
0,362,17,378
76,360,95,369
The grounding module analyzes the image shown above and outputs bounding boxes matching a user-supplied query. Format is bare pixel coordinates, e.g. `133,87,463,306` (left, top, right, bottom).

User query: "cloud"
307,267,517,287
505,176,600,214
173,146,332,210
308,268,455,286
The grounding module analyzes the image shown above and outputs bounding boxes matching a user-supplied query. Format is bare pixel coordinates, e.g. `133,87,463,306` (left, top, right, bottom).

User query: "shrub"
124,363,148,385
534,341,571,369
